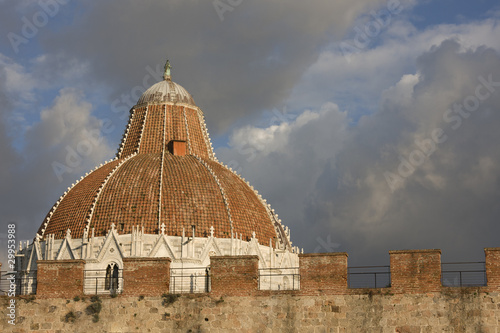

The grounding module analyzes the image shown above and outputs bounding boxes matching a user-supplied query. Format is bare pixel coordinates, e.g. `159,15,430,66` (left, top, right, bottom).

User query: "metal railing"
83,269,123,295
258,267,300,290
348,266,391,289
0,271,37,296
170,267,210,294
441,262,486,287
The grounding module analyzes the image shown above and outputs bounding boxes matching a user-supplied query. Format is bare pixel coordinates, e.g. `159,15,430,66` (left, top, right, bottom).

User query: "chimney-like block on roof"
169,140,187,156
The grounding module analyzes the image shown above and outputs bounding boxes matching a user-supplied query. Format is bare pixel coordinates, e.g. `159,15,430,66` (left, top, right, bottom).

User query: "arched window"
283,276,289,290
105,263,119,292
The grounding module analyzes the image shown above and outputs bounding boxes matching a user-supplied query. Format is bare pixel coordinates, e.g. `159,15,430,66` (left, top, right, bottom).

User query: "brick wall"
389,249,441,293
31,247,500,298
122,257,171,297
299,252,348,295
210,255,259,296
36,259,85,299
485,247,500,291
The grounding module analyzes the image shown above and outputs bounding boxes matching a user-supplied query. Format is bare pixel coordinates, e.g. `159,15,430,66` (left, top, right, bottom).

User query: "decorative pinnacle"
163,59,172,80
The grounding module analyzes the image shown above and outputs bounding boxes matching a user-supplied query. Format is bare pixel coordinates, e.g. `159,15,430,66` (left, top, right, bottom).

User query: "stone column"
36,260,85,299
389,249,441,293
210,255,259,296
299,253,348,295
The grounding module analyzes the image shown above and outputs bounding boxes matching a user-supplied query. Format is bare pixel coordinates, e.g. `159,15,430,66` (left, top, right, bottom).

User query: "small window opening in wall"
119,223,125,231
105,263,119,292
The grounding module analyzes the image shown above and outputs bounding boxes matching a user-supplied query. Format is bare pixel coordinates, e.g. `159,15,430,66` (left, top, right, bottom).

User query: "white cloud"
309,39,500,261
219,37,500,263
25,87,116,176
218,102,349,250
0,82,115,248
0,53,36,104
228,107,329,157
287,16,500,118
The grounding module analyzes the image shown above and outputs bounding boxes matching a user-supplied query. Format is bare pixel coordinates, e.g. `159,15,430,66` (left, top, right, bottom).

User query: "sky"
1,0,500,266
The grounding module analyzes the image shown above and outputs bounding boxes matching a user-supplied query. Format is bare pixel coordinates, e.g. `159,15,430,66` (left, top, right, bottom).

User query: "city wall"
1,248,499,332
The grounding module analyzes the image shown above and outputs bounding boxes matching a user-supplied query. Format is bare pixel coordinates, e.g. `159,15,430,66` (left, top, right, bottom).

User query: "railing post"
484,268,487,287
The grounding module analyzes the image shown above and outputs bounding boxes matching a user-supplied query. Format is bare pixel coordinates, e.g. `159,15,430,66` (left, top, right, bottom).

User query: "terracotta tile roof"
39,160,121,239
90,153,161,236
37,77,290,248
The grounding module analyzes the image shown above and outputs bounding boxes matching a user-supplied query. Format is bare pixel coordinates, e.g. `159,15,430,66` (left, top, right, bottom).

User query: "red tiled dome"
37,66,290,249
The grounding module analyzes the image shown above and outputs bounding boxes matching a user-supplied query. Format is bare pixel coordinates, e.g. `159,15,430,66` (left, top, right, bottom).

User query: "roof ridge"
85,153,137,238
38,157,120,239
214,160,291,250
192,154,234,238
117,107,135,159
196,109,216,161
136,106,149,154
182,106,192,155
158,105,167,232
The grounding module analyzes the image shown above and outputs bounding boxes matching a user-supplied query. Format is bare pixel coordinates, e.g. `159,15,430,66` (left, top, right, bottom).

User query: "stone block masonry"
1,290,499,332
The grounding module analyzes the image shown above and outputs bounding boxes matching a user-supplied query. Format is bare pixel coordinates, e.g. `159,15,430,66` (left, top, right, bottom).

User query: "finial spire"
163,59,172,80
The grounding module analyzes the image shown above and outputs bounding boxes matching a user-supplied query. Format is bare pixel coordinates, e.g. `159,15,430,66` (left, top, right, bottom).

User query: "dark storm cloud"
218,39,500,265
0,54,115,250
308,40,500,264
217,103,349,254
0,86,115,241
30,0,386,132
0,0,388,261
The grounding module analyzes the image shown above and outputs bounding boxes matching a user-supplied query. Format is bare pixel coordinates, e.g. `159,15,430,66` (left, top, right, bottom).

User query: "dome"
37,60,291,249
137,60,195,106
137,79,195,106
